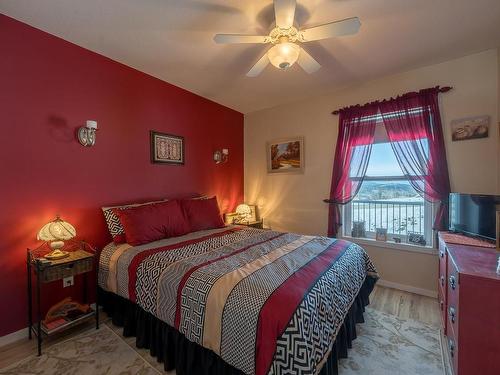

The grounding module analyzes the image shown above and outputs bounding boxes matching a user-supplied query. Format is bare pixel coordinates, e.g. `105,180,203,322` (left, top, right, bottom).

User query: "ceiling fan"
213,0,361,77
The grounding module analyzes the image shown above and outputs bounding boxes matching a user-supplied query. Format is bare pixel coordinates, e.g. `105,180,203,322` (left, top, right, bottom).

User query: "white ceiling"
2,0,500,113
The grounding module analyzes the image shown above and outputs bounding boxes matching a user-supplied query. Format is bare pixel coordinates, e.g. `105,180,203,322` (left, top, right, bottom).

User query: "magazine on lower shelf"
41,308,95,335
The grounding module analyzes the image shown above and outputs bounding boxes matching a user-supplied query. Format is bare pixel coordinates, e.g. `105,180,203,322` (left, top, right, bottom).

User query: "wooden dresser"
438,232,500,375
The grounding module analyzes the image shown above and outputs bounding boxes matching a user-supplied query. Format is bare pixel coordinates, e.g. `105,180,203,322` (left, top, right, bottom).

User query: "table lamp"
37,215,76,259
235,204,252,224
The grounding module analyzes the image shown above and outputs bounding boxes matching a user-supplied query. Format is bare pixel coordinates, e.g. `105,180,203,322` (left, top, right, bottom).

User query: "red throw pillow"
114,200,189,246
182,196,225,232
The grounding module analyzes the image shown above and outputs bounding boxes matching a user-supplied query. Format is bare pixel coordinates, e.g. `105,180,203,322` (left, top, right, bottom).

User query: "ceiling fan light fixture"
267,42,300,70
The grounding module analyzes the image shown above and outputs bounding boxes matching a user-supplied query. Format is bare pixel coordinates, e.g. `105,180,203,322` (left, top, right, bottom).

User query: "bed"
98,225,378,375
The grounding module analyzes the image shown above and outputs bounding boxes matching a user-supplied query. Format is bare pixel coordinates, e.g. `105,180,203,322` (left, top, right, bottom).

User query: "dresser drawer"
447,315,459,375
439,246,447,282
438,287,447,335
447,258,459,316
447,301,459,338
438,241,448,296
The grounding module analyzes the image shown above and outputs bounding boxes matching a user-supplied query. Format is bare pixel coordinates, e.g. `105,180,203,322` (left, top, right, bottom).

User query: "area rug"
339,308,444,375
0,325,161,375
1,308,443,375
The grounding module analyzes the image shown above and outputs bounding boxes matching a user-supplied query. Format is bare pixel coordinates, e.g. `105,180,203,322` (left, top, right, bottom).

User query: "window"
343,126,434,247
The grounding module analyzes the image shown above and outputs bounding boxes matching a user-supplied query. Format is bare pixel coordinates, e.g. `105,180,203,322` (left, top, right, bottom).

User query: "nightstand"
27,240,99,355
236,220,264,229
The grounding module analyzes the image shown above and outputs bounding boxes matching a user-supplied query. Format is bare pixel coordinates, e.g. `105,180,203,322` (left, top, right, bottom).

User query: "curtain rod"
331,86,453,115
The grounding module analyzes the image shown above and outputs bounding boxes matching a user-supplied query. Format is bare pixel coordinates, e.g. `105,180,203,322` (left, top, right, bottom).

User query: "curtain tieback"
323,199,344,205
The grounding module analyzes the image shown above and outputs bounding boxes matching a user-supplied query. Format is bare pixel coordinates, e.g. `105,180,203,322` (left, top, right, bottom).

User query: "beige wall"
498,48,500,190
244,49,499,295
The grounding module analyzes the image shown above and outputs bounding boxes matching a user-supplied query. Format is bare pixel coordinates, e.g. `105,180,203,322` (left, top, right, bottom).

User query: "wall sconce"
213,148,229,164
77,120,98,147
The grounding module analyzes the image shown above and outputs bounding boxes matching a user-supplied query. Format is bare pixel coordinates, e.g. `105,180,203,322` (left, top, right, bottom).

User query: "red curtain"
327,104,379,237
327,87,451,237
379,87,451,230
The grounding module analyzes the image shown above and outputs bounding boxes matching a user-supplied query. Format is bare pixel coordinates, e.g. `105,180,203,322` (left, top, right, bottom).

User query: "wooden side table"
236,220,264,229
27,240,99,355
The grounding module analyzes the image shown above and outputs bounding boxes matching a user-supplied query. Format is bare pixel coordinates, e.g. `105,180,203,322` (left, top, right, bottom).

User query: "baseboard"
377,279,438,298
0,327,28,347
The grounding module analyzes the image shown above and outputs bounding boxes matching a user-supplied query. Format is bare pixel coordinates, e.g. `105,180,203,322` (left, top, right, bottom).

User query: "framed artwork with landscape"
267,137,304,173
150,131,184,165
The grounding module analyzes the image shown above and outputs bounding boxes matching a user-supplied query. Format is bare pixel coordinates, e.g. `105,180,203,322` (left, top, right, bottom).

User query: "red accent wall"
0,15,243,337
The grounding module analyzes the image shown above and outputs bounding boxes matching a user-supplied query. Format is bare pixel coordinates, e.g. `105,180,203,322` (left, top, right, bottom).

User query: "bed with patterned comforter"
99,225,378,375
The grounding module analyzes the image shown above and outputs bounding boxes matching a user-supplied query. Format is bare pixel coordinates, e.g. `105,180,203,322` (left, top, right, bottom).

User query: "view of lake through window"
347,141,429,244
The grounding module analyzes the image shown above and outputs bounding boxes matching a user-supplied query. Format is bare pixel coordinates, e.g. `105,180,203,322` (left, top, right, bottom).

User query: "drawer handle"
440,300,444,311
449,275,456,290
449,306,456,323
440,276,445,287
449,339,455,358
440,251,444,258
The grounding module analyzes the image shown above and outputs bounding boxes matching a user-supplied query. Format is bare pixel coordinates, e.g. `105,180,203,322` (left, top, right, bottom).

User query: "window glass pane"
351,180,425,237
364,142,403,177
355,180,422,201
346,137,431,245
350,139,430,178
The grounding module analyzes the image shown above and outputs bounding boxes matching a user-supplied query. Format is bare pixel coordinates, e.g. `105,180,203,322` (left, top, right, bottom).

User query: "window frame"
340,109,437,250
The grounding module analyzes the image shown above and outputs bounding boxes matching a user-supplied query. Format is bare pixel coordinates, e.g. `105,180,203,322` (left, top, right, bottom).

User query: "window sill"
341,235,438,255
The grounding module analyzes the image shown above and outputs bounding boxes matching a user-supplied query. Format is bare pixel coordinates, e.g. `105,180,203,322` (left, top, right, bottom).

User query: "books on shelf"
41,308,95,335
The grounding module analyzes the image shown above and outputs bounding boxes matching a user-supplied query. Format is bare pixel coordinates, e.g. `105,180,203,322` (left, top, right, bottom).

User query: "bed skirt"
98,275,376,375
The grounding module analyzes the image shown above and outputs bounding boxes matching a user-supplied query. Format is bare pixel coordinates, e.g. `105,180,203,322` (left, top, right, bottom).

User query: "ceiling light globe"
268,42,300,70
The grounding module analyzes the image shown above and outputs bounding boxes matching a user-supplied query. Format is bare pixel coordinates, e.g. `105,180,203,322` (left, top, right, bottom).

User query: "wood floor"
0,285,441,370
369,285,441,327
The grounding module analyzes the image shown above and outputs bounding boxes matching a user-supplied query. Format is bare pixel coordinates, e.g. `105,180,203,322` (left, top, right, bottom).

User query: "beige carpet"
339,308,444,375
1,308,443,375
0,325,162,375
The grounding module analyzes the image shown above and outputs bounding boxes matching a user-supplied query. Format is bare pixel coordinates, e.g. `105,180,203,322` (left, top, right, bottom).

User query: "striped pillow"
102,200,165,243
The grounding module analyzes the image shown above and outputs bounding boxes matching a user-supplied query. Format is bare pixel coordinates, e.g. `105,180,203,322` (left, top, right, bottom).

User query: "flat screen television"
449,193,500,242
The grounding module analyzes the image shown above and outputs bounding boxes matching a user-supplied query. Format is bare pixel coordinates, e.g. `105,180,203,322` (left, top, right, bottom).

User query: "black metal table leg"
27,250,32,340
83,272,88,304
36,261,42,356
95,259,99,330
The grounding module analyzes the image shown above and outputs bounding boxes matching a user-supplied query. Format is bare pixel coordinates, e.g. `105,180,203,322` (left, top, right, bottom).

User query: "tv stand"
438,232,500,375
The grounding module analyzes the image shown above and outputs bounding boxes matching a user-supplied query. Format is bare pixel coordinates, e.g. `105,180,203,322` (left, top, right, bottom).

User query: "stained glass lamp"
235,204,252,223
37,216,76,259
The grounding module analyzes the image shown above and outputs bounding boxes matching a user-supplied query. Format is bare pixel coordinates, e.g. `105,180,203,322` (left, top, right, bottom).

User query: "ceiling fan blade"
274,0,296,29
214,34,268,44
301,17,361,42
247,53,270,77
297,48,321,74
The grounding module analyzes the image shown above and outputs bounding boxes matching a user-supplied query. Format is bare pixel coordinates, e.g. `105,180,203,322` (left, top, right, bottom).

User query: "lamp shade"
37,216,76,242
267,42,300,70
235,204,252,222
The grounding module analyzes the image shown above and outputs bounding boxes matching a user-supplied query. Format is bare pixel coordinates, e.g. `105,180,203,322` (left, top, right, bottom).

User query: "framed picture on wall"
451,115,490,141
267,137,304,173
150,131,184,165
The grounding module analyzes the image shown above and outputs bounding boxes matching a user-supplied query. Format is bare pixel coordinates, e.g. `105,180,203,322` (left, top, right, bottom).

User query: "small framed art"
267,137,304,173
375,228,387,241
451,115,490,141
150,131,184,165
